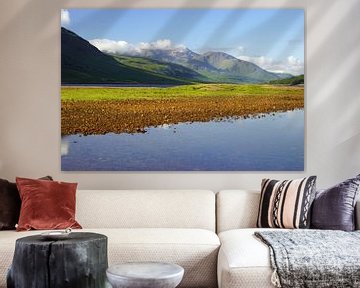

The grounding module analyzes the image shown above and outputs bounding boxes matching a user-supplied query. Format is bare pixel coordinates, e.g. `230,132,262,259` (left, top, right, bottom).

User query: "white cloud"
90,39,138,55
141,39,171,50
237,55,304,75
90,38,186,55
236,46,245,54
224,46,246,57
61,9,70,26
239,55,274,67
285,56,304,75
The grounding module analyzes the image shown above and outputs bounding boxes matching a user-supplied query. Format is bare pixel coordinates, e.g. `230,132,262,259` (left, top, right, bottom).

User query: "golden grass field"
61,84,304,135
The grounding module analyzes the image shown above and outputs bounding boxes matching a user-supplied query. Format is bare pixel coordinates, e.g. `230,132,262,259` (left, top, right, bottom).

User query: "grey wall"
1,0,359,190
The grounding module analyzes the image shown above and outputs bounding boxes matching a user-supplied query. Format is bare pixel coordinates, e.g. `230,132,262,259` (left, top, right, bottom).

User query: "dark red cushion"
16,177,82,231
0,176,53,230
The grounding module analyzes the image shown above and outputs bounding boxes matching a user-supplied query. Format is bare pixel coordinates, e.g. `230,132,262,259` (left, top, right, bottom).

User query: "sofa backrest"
216,190,260,233
76,190,216,231
217,190,360,232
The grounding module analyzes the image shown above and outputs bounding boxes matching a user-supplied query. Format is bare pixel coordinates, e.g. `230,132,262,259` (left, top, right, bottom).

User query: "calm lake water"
61,110,304,171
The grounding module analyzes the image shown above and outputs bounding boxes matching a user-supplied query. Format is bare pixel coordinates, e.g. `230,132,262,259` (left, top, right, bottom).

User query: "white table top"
107,262,184,280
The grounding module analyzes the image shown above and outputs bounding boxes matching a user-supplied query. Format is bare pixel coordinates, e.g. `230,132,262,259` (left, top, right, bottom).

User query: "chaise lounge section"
216,189,360,288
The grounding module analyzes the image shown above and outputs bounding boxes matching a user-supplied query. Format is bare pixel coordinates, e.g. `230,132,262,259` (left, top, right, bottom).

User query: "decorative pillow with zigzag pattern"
257,176,317,229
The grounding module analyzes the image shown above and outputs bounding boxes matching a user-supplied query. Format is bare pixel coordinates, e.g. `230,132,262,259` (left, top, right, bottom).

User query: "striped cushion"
257,176,317,229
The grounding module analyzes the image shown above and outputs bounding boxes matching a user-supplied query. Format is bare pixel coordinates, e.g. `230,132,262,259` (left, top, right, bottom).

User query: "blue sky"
61,9,304,75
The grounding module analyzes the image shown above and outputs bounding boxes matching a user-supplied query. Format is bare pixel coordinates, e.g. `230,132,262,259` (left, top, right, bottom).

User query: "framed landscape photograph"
60,8,304,171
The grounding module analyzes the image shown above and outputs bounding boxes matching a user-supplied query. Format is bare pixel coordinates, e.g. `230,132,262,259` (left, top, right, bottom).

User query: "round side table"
106,262,184,288
7,232,108,288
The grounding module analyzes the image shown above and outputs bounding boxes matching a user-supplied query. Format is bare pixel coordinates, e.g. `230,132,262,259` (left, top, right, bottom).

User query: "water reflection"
61,110,304,171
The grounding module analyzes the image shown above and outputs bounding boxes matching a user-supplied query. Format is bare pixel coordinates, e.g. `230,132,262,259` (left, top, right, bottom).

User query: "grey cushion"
311,174,360,231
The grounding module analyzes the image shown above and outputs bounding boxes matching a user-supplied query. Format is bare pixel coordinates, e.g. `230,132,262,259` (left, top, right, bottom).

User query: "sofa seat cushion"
218,228,281,288
0,228,219,288
102,228,220,288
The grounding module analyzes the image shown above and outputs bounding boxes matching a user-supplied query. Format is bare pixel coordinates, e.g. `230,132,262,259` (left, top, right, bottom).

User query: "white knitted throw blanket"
255,230,360,288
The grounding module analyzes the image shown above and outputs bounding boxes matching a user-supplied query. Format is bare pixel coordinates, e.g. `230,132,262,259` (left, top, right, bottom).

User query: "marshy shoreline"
61,84,304,135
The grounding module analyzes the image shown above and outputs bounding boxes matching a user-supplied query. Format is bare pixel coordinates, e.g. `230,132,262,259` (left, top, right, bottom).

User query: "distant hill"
113,55,209,83
61,28,191,85
203,52,280,82
269,74,304,85
139,47,217,73
273,72,294,79
116,47,285,83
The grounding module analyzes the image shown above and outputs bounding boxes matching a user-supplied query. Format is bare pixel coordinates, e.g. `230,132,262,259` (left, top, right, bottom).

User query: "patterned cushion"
257,176,317,229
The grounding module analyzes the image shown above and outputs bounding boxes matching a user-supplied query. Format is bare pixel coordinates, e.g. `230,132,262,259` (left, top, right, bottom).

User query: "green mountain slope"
269,74,304,85
61,28,190,85
113,55,210,83
136,49,274,83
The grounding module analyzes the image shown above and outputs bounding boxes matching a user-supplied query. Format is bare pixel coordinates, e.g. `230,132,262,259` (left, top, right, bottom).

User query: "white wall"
1,0,359,190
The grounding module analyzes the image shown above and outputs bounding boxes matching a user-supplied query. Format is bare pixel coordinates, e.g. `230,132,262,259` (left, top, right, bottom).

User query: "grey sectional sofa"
0,189,359,288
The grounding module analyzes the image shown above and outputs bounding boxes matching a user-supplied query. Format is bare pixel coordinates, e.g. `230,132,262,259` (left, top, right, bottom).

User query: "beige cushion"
216,190,260,233
0,228,220,288
76,190,216,231
217,228,277,288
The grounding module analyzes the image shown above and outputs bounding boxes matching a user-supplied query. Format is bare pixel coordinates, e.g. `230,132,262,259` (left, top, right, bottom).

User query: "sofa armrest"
356,200,360,230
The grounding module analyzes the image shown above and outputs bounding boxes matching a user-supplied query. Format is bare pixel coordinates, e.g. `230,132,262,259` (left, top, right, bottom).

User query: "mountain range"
61,27,292,85
269,74,304,85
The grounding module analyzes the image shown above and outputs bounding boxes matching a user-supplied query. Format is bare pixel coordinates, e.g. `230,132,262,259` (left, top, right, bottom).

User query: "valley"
61,27,304,136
